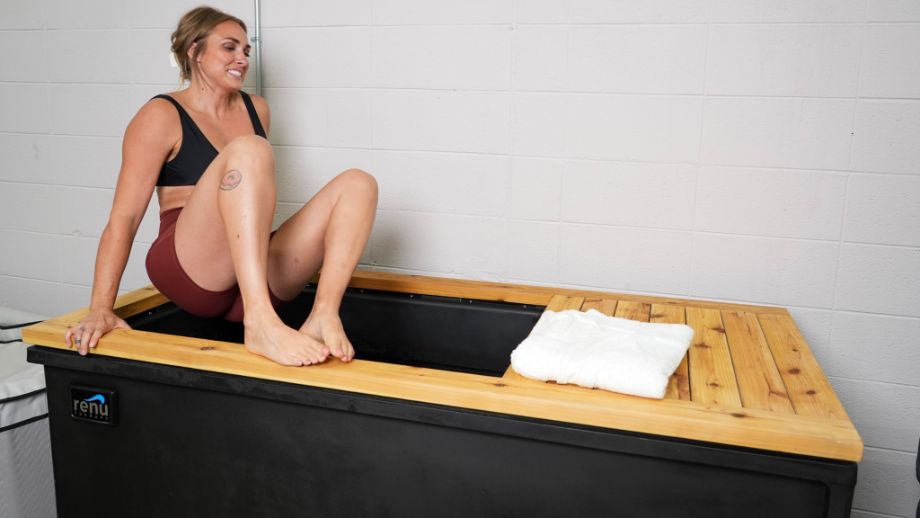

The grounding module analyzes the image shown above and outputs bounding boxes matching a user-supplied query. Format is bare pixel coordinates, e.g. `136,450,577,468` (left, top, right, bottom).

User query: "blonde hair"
171,6,247,83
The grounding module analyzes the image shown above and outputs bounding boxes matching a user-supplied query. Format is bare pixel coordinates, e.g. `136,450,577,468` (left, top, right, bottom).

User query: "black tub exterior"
29,346,855,518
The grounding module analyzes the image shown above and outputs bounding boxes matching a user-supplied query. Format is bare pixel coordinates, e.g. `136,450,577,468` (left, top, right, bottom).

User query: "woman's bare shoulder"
247,92,269,111
122,95,182,146
118,96,183,170
247,92,271,132
132,95,180,127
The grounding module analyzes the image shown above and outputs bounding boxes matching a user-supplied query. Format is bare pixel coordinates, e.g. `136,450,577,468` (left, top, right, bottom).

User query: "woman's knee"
222,135,274,171
337,168,378,200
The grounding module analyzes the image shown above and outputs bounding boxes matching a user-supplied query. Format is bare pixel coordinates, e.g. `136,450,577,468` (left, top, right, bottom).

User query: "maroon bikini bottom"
145,207,288,322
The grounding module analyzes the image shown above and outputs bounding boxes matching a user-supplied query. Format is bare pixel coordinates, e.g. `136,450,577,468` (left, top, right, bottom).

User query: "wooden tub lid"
23,270,863,462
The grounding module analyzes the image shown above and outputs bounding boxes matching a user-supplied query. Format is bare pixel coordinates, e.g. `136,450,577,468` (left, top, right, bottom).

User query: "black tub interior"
126,286,544,377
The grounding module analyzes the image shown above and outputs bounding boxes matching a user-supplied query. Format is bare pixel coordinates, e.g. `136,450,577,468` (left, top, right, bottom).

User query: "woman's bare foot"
300,311,355,362
244,313,329,366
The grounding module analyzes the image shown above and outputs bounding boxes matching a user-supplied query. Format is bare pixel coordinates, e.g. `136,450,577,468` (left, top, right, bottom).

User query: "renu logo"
70,386,117,425
74,394,108,418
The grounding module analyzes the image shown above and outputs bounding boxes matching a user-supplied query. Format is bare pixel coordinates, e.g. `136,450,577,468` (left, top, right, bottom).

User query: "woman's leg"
265,168,378,361
173,135,328,366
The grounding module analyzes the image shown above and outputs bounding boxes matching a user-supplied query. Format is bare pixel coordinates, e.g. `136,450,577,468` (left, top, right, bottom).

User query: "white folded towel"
510,309,694,399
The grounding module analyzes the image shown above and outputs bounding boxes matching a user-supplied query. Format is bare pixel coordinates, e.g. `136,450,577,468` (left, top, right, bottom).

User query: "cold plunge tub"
23,271,861,518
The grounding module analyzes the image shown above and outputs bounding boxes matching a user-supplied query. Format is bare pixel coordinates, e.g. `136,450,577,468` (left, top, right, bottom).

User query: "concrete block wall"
0,1,918,516
0,0,253,314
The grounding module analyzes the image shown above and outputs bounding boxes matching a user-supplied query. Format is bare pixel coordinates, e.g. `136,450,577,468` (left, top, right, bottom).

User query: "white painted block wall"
0,1,918,516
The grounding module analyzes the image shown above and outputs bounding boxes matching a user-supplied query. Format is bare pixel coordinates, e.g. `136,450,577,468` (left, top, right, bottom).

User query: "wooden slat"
652,305,691,401
342,270,790,314
502,365,528,381
544,295,568,312
545,296,585,312
23,319,863,461
758,313,850,420
580,298,617,316
614,301,651,322
23,276,863,462
563,297,586,311
55,285,168,324
686,307,742,407
722,311,794,414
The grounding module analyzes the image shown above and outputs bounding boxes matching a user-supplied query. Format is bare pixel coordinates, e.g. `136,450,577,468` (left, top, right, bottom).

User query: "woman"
63,7,378,367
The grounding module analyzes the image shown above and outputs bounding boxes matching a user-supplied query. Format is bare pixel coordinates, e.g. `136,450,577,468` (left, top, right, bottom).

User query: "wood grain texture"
562,297,586,311
758,313,849,420
722,311,794,414
545,295,570,312
614,301,651,322
23,318,862,461
580,298,617,316
652,305,691,401
54,285,168,324
502,365,529,381
342,270,789,314
21,271,862,461
686,307,742,408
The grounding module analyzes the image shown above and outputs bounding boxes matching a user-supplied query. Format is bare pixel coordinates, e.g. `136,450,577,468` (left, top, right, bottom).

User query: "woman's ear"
187,42,197,61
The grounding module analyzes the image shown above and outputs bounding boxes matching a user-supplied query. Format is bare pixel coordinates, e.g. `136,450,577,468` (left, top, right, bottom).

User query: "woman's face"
192,20,250,89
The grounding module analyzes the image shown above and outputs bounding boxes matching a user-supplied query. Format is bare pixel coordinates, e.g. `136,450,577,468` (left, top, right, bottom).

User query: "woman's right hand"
64,309,132,356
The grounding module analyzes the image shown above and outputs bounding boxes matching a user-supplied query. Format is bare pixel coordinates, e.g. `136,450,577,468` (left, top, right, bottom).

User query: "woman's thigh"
173,136,275,292
266,169,375,300
264,185,336,300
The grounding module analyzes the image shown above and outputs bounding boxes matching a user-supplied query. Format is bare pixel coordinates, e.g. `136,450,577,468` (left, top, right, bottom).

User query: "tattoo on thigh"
220,170,242,191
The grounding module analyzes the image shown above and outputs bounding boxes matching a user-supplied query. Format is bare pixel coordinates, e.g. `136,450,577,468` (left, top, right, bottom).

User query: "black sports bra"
153,91,267,186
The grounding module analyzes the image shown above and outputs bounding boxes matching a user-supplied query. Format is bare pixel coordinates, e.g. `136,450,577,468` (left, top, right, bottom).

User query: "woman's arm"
66,99,178,354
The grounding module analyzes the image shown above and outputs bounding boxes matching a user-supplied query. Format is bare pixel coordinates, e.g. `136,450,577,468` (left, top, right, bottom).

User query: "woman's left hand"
64,308,132,356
